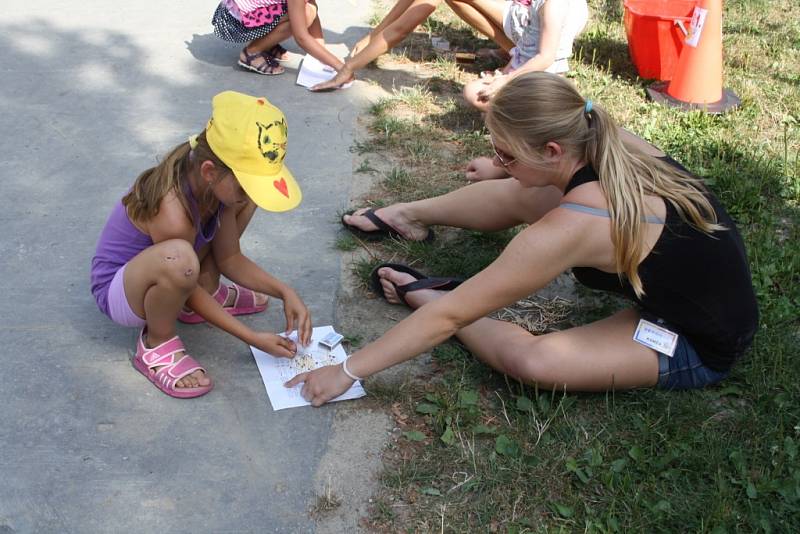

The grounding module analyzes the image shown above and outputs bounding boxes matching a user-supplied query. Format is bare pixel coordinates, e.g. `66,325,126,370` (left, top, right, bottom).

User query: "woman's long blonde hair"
122,131,230,226
486,72,724,298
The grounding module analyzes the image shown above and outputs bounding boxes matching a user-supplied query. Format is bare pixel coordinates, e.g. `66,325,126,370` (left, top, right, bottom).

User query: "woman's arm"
465,156,511,182
287,0,344,70
288,209,597,404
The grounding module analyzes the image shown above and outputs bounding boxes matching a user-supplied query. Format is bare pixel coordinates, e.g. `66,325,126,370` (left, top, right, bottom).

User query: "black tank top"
568,158,758,371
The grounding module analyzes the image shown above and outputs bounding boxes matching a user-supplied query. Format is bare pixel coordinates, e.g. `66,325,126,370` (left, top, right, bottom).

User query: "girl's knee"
463,80,480,103
157,239,200,288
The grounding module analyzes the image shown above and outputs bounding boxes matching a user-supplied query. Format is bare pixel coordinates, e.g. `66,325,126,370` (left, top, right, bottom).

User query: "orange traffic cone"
647,0,739,113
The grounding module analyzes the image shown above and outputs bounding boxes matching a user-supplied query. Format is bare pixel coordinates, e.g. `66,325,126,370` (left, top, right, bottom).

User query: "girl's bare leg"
445,0,514,51
377,268,659,390
305,0,325,45
244,20,292,55
194,200,266,306
240,19,292,73
123,239,209,388
343,178,563,239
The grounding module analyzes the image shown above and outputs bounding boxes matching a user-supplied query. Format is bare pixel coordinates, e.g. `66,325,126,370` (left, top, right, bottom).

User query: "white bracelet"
341,358,362,381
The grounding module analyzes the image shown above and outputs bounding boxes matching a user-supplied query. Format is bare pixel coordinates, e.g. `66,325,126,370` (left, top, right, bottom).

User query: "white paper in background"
250,325,366,410
295,54,353,90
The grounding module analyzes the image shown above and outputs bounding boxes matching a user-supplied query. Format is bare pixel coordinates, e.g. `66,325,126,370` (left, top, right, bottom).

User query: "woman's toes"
379,268,417,302
256,292,268,307
344,210,378,232
380,278,400,303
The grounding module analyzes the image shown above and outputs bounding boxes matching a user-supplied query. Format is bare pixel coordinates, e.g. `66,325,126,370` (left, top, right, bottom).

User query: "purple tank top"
90,187,222,316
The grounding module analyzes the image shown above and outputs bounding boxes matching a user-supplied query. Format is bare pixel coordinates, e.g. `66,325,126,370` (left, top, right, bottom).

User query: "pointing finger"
284,371,309,388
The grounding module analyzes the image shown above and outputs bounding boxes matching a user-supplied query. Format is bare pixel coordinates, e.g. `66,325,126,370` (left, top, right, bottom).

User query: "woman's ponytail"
487,72,724,298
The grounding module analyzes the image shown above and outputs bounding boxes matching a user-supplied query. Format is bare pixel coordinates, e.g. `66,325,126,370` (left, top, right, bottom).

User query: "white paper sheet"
295,54,353,90
250,325,366,410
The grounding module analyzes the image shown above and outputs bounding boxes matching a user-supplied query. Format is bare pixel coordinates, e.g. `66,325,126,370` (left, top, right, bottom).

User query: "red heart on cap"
274,177,289,198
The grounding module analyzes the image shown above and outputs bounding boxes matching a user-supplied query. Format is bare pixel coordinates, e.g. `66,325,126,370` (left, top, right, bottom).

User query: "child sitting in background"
91,91,311,398
212,0,344,76
462,0,589,111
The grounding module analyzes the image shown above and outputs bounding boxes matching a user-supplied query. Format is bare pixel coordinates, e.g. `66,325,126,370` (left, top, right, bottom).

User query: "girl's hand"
252,332,297,358
282,290,312,346
477,74,509,103
311,65,355,92
284,364,355,407
465,156,507,182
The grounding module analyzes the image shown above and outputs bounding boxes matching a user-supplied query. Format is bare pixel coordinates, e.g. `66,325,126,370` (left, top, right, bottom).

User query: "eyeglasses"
491,137,517,167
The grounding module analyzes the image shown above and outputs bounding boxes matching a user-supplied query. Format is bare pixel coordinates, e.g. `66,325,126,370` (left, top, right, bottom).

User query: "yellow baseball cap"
205,91,301,212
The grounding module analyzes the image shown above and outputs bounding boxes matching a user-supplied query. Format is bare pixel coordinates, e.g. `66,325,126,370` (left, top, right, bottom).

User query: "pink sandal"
178,283,268,324
132,329,213,399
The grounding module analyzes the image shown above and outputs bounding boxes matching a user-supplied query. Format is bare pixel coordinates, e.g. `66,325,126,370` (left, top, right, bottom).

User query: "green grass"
351,0,800,531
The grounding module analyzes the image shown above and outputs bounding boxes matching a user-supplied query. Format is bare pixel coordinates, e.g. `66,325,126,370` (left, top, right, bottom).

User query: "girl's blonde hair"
122,131,230,225
486,72,724,298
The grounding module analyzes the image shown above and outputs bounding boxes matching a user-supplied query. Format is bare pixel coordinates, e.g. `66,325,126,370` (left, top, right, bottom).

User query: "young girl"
295,72,758,405
460,0,589,110
212,0,345,76
91,91,312,398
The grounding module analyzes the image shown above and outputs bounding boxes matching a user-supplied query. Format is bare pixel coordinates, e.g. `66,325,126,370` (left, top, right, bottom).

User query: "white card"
250,325,366,410
633,319,679,357
295,54,353,90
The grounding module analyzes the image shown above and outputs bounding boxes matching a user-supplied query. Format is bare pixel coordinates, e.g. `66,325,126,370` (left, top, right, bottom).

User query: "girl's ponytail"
123,142,191,223
122,132,230,226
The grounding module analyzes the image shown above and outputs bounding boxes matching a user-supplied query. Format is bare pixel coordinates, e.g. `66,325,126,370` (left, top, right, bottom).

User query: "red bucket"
623,0,696,80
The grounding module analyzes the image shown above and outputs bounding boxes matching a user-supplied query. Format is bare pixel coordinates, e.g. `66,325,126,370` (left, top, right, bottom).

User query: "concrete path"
0,2,378,532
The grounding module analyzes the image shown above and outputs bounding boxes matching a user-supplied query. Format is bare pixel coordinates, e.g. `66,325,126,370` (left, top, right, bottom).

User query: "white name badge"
633,319,679,357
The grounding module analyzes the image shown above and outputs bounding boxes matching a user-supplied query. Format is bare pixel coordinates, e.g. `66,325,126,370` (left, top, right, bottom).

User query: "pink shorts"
107,265,147,328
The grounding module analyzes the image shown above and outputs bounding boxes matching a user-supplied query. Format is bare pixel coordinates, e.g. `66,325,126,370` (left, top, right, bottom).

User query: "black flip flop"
341,209,435,243
370,263,463,307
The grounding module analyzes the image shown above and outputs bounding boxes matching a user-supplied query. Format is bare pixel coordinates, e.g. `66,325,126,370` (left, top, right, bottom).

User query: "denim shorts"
643,313,730,390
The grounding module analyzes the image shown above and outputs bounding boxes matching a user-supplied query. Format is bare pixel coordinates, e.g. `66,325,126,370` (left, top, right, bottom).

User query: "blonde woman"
290,73,758,404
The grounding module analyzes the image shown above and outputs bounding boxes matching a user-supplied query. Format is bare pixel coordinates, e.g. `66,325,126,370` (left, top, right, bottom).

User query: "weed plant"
350,0,799,531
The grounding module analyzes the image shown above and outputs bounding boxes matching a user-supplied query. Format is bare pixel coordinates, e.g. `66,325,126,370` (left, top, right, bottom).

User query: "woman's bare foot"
343,205,430,241
376,267,447,309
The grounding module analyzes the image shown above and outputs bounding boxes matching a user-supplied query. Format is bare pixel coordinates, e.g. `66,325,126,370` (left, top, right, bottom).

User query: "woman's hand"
311,65,355,92
251,332,297,358
282,289,312,346
477,74,510,103
284,363,355,407
465,156,507,182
